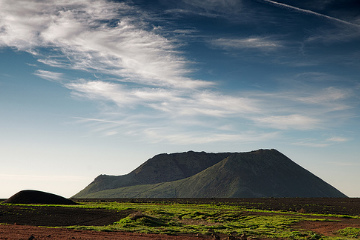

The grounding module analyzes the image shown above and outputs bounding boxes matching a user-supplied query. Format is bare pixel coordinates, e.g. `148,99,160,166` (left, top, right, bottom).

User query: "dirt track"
0,224,209,240
293,217,360,237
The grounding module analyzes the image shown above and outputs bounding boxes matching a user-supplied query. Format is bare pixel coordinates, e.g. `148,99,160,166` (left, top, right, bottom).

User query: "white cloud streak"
262,0,360,28
255,86,353,115
254,114,320,130
295,87,352,112
34,70,64,83
142,129,278,145
165,0,243,19
293,141,330,148
292,136,350,148
182,0,242,13
211,37,281,51
65,80,258,117
327,137,349,143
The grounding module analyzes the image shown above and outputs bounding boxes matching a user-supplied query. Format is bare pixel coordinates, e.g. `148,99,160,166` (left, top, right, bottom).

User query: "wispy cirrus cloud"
254,114,320,130
211,37,282,51
182,0,242,13
63,79,354,143
292,136,350,148
65,80,258,117
31,70,353,144
294,87,353,112
254,85,354,115
165,0,243,19
293,141,330,148
0,0,208,88
305,26,360,45
142,129,278,145
1,0,356,145
73,115,280,145
34,70,64,83
327,137,349,143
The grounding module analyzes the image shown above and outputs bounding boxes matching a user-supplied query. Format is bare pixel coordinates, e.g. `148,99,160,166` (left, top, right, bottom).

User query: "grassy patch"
338,227,360,238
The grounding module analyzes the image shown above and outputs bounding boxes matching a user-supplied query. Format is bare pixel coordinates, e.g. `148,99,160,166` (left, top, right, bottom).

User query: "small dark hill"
3,190,77,205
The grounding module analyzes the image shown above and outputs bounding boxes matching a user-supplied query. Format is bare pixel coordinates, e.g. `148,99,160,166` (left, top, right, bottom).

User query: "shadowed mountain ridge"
74,151,231,197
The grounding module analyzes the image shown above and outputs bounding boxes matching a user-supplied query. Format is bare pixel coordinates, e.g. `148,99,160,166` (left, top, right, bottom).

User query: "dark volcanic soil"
0,204,132,226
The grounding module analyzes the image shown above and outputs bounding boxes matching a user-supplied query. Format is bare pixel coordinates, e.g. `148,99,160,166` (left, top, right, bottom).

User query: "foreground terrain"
1,198,360,239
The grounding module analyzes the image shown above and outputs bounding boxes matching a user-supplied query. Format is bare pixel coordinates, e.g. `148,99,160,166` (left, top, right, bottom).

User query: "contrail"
262,0,359,28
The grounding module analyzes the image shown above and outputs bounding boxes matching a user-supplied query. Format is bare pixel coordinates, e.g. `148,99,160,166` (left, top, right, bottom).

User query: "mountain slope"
165,149,346,198
74,151,230,198
74,149,347,198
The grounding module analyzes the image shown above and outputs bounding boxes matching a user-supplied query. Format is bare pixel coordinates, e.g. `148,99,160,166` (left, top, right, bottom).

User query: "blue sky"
0,0,359,198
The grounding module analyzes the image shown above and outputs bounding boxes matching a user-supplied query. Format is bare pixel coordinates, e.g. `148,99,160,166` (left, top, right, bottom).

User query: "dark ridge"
3,190,78,205
74,150,231,197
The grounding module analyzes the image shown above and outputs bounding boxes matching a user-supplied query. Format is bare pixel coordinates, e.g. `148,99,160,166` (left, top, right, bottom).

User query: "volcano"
74,149,346,198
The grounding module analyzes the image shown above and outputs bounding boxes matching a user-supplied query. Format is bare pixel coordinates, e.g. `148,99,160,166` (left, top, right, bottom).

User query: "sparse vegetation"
2,198,360,239
63,201,358,239
338,227,360,238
